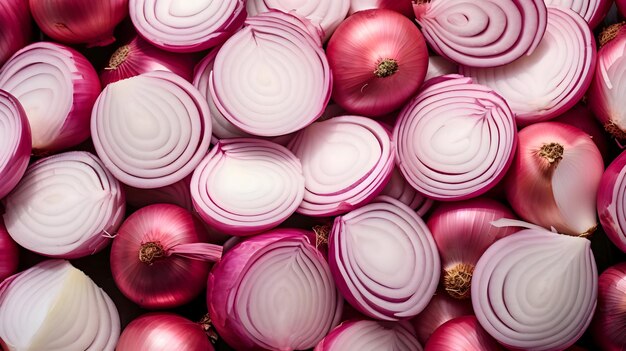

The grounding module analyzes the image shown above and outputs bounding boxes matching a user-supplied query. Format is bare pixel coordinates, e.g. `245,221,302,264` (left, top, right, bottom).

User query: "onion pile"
0,90,30,199
315,319,422,351
591,263,626,350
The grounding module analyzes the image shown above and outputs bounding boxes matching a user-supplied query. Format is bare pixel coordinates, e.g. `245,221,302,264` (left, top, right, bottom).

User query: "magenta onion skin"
207,228,343,351
326,9,428,117
597,151,626,253
0,0,31,67
0,218,18,282
315,319,422,351
349,0,413,17
591,263,626,350
412,292,474,345
117,313,214,351
618,0,626,17
545,0,612,28
553,104,610,162
29,0,128,46
425,316,503,351
0,90,30,200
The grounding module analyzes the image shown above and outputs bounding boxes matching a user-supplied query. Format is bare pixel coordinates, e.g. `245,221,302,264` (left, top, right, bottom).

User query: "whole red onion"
552,104,610,162
591,263,626,350
412,292,473,345
0,0,31,66
0,218,18,282
425,316,503,351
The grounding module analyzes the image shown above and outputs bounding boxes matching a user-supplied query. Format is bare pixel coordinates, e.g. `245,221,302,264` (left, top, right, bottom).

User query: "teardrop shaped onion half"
0,89,30,200
210,11,331,137
414,0,547,68
191,138,305,236
544,0,612,28
460,7,596,126
597,151,626,253
472,228,597,351
0,260,120,350
288,115,395,217
3,151,125,258
207,228,343,350
91,70,212,189
315,319,422,351
393,75,517,201
329,196,440,321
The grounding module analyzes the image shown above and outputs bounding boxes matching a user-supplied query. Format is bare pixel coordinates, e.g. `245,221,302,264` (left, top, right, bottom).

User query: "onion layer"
207,228,343,351
414,0,547,67
460,7,596,125
0,218,18,282
381,168,433,216
0,42,100,152
472,228,597,351
91,70,212,189
315,319,422,351
591,263,626,350
0,260,120,350
3,151,125,258
544,0,612,27
425,316,503,351
0,0,31,67
412,292,474,345
0,90,30,199
393,75,517,201
288,115,394,217
597,151,626,252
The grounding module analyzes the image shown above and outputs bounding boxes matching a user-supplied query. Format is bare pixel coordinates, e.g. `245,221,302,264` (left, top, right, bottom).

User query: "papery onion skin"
412,292,474,345
545,0,612,28
0,90,30,200
414,0,547,68
0,0,31,67
505,122,603,236
471,229,597,351
315,319,423,351
553,104,610,162
116,313,214,351
0,219,18,282
208,228,343,351
424,316,503,351
0,42,101,153
349,0,413,17
381,168,433,216
597,151,626,252
591,263,626,350
29,0,128,46
327,9,428,117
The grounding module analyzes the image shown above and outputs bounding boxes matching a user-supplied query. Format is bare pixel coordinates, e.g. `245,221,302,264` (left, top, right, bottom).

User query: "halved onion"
315,319,422,351
0,89,30,200
90,70,212,189
597,151,626,253
544,0,612,28
3,151,125,258
381,168,433,216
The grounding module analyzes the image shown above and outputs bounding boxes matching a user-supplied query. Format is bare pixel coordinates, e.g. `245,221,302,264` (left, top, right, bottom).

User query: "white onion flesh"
315,319,422,351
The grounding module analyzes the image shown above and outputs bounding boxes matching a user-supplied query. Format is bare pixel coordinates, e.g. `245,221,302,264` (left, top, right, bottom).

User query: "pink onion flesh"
381,168,433,216
0,89,30,199
591,262,626,350
315,319,422,351
544,0,612,28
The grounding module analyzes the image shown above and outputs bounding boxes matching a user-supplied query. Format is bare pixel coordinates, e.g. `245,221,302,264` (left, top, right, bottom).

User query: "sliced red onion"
329,196,439,321
393,75,517,201
414,0,547,67
207,228,343,350
425,56,458,81
349,0,414,17
0,42,101,152
191,138,304,236
0,218,18,282
0,260,120,350
471,228,597,350
460,7,596,125
0,90,30,200
381,168,433,216
544,0,612,27
315,319,422,351
91,70,212,189
0,0,31,67
3,151,125,258
246,0,350,41
129,0,246,52
412,292,474,345
425,316,503,351
210,11,331,137
597,151,626,252
288,115,394,217
591,263,626,350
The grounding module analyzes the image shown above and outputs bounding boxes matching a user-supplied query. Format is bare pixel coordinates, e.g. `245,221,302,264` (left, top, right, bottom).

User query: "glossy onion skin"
424,316,503,351
591,263,626,350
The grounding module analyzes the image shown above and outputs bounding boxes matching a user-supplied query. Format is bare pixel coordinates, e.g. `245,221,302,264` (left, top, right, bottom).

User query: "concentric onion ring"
381,168,433,216
207,229,343,350
288,115,395,217
393,75,517,201
597,151,626,253
91,70,212,189
0,90,30,199
315,319,422,351
3,151,125,258
414,0,547,67
544,0,612,28
471,228,597,351
460,7,596,125
190,138,305,236
329,196,440,320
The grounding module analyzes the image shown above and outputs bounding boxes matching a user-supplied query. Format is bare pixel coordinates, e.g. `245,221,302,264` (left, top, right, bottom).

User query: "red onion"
425,316,503,351
210,11,331,137
393,75,517,201
29,0,128,46
191,138,304,236
414,0,547,67
329,196,440,320
552,104,610,162
0,90,30,200
597,151,626,252
471,228,597,351
425,56,457,81
288,115,394,217
505,122,603,236
0,219,18,282
0,0,31,67
129,0,246,53
117,313,214,351
111,204,222,309
0,42,100,153
100,35,196,87
591,263,626,350
412,292,474,345
0,260,120,350
349,0,413,17
326,9,428,117
207,228,342,350
617,0,626,17
315,319,422,351
3,151,125,258
545,0,612,27
460,7,596,125
381,168,433,216
91,70,211,189
427,198,518,299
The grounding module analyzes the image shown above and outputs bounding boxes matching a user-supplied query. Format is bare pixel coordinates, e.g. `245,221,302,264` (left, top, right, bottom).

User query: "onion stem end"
374,59,399,78
444,263,474,299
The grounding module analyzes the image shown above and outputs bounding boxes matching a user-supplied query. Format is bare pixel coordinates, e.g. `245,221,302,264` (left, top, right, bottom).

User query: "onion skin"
597,151,626,252
591,263,626,350
424,316,503,351
117,313,214,351
0,90,30,200
0,0,31,67
315,319,423,351
412,292,474,345
0,218,18,282
326,9,428,117
552,104,610,162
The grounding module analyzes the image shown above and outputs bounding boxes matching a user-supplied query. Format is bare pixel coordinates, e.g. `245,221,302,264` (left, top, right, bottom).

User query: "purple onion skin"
0,0,31,66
